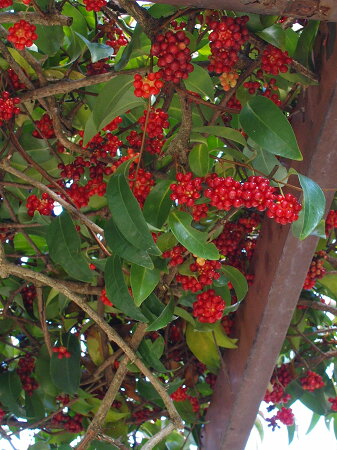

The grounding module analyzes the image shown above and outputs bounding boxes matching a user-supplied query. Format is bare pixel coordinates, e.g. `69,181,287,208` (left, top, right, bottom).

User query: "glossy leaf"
185,324,220,370
184,64,214,101
192,125,246,146
107,174,161,256
76,32,114,63
84,75,145,144
240,96,302,160
294,21,319,67
256,24,285,50
297,173,326,239
168,210,219,260
138,339,166,372
50,334,81,395
114,24,151,71
147,298,175,331
189,143,211,177
105,255,148,322
25,392,45,422
47,211,94,283
130,264,161,306
35,25,64,55
143,179,172,229
0,371,22,415
104,219,154,269
222,265,248,301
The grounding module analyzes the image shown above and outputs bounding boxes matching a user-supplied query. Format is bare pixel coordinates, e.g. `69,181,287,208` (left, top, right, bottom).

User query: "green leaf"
244,145,288,183
29,444,51,450
168,210,219,260
212,322,237,348
107,174,161,256
294,21,319,67
25,391,45,422
130,264,160,306
114,24,151,71
256,25,285,50
47,211,94,283
184,64,214,101
306,412,321,434
35,25,64,55
192,126,246,146
0,371,22,415
174,400,197,423
50,334,81,395
84,75,145,144
240,96,302,160
189,143,211,177
222,266,248,301
147,298,175,331
105,255,148,322
292,173,326,239
185,324,220,370
143,179,172,229
75,32,114,63
104,219,154,269
174,306,196,326
62,3,88,34
138,339,166,372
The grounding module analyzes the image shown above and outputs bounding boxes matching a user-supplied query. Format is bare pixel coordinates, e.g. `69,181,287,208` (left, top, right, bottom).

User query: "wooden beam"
150,0,337,21
202,24,337,450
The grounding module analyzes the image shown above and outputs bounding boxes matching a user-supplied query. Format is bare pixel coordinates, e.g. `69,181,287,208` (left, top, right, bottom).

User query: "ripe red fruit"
170,172,203,207
261,45,292,75
52,346,71,359
7,20,38,50
0,90,20,125
83,0,106,12
193,289,225,323
32,114,55,139
133,72,164,98
300,370,325,391
99,288,113,306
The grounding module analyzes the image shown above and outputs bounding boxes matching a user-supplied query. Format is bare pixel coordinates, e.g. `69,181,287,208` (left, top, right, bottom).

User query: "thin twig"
36,286,53,357
142,423,176,450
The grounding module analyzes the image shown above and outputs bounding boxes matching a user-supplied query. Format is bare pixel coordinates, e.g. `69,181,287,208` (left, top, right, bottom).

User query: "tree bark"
150,0,337,22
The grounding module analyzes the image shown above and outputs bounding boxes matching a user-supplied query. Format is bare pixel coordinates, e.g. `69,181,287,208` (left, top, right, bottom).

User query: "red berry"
7,20,38,51
192,289,225,323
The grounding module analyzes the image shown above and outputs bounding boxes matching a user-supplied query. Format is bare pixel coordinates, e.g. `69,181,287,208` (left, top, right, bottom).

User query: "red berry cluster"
151,30,194,83
226,94,242,111
99,288,112,307
162,245,186,266
132,409,152,424
133,72,164,98
26,193,54,217
326,210,337,235
300,370,325,391
138,108,169,139
328,397,337,412
176,258,221,293
21,284,36,310
17,354,39,396
170,387,200,412
52,346,71,359
206,373,217,389
264,364,293,404
129,168,155,207
170,172,203,207
192,203,209,222
83,0,106,12
0,91,20,125
7,20,38,50
170,20,187,30
102,115,123,132
244,78,281,106
0,408,5,422
7,68,26,91
207,15,249,73
32,114,55,139
51,412,83,433
100,20,128,52
192,289,225,323
204,174,301,224
0,0,12,7
86,59,110,76
221,314,234,335
303,250,327,290
261,45,292,75
274,407,294,426
56,394,70,405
